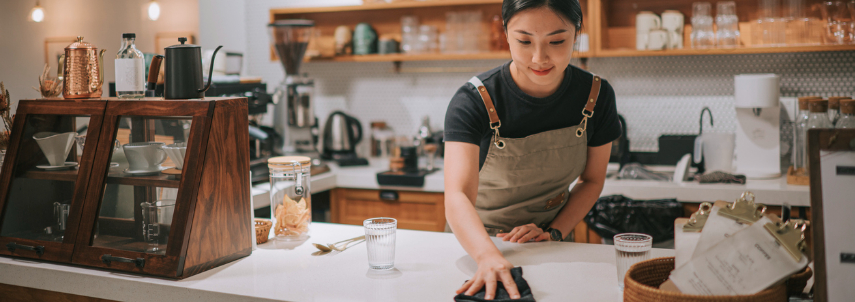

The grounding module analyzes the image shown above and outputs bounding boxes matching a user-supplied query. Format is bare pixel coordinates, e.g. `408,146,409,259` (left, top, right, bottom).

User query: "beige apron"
448,74,602,237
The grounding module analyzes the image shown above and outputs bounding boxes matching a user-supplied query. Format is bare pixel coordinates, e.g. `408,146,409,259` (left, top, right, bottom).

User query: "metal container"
61,36,105,99
163,37,222,99
269,156,312,241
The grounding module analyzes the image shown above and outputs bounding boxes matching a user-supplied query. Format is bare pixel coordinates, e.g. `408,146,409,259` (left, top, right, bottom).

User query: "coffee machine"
268,20,319,157
733,74,781,179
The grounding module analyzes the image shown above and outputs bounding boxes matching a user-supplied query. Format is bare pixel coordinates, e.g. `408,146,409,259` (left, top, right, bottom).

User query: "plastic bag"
584,195,683,243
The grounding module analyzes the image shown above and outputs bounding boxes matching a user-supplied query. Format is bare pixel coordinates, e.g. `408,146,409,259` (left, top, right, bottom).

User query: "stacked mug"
637,11,685,50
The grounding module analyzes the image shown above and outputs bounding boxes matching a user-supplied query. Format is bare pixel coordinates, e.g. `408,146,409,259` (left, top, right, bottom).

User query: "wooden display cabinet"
0,97,252,279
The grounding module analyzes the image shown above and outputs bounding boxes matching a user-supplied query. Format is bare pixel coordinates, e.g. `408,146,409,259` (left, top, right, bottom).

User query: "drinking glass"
716,1,740,47
364,217,397,270
52,201,70,241
820,0,855,44
614,233,652,290
755,0,787,46
785,0,824,45
401,16,419,53
141,201,175,254
691,2,716,48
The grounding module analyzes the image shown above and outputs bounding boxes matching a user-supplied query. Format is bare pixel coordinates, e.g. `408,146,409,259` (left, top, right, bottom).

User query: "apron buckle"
575,116,588,137
492,125,506,149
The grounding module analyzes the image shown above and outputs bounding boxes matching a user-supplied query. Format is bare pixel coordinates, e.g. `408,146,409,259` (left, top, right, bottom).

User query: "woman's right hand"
456,253,521,300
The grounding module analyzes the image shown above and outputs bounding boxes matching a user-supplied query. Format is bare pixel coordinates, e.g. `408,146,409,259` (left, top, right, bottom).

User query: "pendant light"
147,0,161,21
29,0,45,23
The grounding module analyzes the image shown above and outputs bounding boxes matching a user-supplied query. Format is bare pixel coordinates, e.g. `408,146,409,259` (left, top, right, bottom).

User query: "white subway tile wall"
246,1,855,154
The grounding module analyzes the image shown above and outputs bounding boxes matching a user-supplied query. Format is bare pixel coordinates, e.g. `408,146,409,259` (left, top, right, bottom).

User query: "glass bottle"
803,99,833,171
269,156,312,241
837,98,855,129
828,96,844,126
115,33,145,99
792,96,815,172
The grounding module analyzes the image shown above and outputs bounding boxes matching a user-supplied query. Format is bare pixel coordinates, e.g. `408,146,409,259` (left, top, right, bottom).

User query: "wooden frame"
808,128,855,302
0,97,251,279
0,99,107,262
154,32,196,55
44,37,76,70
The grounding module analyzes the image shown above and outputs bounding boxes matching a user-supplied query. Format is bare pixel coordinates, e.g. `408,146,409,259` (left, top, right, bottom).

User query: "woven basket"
623,257,787,302
786,266,812,296
254,219,273,244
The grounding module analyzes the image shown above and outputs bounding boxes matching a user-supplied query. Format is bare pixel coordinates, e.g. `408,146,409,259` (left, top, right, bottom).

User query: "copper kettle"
60,36,105,99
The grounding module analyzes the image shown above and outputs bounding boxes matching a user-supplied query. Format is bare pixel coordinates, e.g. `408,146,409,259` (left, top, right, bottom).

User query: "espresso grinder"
268,20,319,157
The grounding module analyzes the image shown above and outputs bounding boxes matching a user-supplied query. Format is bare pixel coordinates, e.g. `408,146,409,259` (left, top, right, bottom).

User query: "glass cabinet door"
0,114,95,244
89,116,191,255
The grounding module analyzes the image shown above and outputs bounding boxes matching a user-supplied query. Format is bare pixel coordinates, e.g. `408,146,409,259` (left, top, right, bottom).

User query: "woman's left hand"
497,223,551,243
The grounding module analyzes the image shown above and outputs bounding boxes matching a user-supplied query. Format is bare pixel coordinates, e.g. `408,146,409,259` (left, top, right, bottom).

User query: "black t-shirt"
444,61,621,169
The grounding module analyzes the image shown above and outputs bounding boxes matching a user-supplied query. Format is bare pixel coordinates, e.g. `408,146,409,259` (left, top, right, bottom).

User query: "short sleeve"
586,79,621,147
444,84,490,146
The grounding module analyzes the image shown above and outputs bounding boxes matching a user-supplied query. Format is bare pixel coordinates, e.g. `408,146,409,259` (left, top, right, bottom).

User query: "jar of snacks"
269,156,312,241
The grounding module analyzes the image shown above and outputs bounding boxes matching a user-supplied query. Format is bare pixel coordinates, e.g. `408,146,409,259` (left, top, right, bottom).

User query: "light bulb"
147,1,160,21
30,5,45,22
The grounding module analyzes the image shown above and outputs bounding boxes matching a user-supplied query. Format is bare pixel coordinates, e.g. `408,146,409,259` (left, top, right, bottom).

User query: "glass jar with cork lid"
269,156,312,241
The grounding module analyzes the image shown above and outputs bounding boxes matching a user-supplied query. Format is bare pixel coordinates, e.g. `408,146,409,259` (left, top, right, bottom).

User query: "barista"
443,0,620,299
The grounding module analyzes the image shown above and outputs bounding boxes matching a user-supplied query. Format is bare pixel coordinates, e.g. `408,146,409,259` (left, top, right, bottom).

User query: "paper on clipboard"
669,217,809,295
674,218,702,269
692,200,769,258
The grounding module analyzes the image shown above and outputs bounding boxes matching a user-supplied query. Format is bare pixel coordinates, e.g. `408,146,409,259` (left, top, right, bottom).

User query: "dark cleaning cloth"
454,267,536,302
695,171,747,184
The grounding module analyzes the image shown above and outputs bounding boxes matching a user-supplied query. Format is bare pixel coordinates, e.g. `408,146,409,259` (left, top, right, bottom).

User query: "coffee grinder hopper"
268,19,314,76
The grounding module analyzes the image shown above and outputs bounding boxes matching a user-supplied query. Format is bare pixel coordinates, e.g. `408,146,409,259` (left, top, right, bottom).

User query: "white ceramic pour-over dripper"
163,143,187,170
33,132,76,166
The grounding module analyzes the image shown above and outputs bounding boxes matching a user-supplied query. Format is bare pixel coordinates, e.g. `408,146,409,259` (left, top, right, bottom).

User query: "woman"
443,0,620,299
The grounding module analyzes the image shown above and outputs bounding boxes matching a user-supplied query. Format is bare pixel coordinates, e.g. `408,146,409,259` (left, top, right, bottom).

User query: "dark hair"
502,0,583,33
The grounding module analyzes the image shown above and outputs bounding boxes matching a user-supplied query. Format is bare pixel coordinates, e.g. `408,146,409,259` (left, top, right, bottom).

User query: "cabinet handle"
6,242,45,256
101,254,145,268
379,190,399,201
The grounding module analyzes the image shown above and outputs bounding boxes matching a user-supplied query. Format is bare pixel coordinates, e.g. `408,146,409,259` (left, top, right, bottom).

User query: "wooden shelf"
596,44,855,58
273,0,854,64
270,0,502,15
23,169,79,182
105,172,180,188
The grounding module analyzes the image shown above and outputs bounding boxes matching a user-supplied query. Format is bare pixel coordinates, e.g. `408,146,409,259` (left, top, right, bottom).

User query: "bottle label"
115,58,144,92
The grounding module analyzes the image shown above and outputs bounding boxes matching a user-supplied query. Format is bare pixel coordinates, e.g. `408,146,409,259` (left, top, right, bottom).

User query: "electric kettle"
322,111,363,159
156,37,222,99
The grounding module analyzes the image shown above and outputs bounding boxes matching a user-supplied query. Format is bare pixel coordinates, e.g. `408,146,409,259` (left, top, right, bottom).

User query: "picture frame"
808,128,855,302
44,37,77,71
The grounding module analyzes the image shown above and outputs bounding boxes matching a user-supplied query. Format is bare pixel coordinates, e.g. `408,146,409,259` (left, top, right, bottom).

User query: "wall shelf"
271,0,853,63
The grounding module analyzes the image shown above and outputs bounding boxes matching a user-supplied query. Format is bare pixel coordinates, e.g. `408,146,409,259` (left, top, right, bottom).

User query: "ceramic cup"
648,29,670,50
661,10,685,33
162,142,187,170
33,132,76,166
668,31,684,49
636,11,661,50
123,142,167,172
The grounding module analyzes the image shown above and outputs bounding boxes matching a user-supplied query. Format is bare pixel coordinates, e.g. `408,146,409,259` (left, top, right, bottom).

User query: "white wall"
199,0,247,74
0,0,199,105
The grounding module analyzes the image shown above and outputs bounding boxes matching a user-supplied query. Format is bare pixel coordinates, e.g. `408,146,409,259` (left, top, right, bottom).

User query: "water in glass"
614,233,652,290
364,217,397,270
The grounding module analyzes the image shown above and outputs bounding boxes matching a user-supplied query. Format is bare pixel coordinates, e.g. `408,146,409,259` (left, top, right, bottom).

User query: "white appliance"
733,74,781,179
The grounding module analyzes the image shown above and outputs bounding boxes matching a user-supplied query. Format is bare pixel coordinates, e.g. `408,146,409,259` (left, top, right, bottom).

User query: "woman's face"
506,6,576,88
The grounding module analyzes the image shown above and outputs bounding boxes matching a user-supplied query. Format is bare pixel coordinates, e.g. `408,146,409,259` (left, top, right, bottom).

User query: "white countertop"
0,223,674,302
252,159,810,209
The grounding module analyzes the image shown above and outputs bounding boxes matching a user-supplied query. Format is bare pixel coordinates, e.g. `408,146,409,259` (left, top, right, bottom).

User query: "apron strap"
576,75,602,137
469,76,505,149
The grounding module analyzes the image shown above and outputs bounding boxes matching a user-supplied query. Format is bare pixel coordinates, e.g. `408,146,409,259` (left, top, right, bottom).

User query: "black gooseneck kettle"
160,37,222,99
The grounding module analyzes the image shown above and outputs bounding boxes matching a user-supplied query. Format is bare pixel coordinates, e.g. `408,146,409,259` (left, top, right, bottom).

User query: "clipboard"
808,129,855,302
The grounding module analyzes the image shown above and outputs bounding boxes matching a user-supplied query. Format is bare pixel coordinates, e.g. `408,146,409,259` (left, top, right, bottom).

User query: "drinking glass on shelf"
417,25,439,53
614,233,652,290
785,0,824,45
716,1,740,47
754,0,787,46
820,0,855,44
691,2,716,48
365,217,397,270
401,16,419,53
